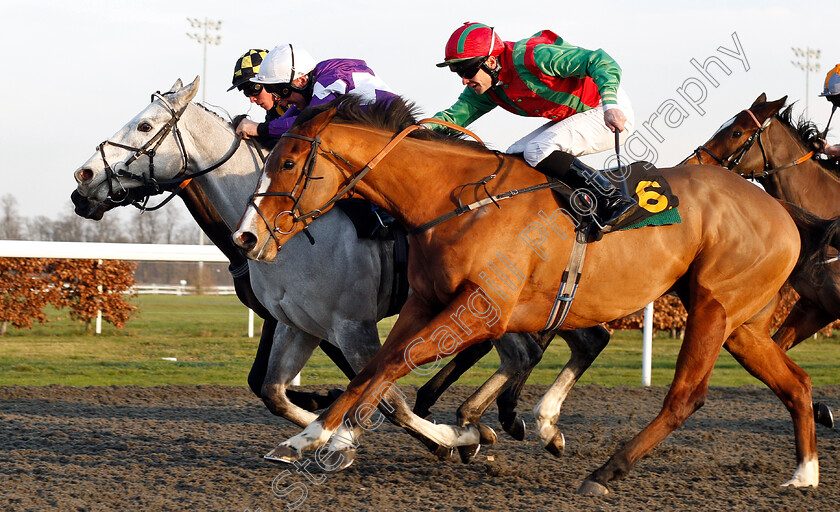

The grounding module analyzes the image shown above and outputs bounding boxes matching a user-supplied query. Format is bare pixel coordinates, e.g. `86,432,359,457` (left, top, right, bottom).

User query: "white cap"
251,44,317,84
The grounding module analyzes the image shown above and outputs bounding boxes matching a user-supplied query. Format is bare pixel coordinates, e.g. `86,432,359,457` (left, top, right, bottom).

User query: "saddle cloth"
549,161,681,234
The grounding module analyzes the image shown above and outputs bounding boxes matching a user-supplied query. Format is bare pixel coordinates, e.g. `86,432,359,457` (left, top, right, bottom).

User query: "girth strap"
542,230,588,332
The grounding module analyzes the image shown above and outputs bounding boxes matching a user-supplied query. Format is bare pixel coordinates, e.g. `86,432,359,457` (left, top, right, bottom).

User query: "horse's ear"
167,79,184,93
751,93,767,107
766,95,788,114
170,76,200,111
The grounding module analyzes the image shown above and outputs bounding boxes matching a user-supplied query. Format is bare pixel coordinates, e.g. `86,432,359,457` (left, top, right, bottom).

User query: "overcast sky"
1,0,837,226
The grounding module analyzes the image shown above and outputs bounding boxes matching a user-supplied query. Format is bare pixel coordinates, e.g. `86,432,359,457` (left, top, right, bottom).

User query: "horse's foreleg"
271,294,441,461
261,324,322,428
282,287,510,462
533,325,611,457
448,332,545,462
579,296,726,496
727,309,818,487
773,297,834,351
496,331,555,441
413,340,493,419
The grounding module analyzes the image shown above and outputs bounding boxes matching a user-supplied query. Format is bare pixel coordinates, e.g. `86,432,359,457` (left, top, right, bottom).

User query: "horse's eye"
732,130,743,138
138,122,153,133
283,160,295,170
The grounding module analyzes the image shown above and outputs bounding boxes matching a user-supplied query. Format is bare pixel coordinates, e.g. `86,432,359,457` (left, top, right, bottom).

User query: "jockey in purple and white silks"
235,44,398,141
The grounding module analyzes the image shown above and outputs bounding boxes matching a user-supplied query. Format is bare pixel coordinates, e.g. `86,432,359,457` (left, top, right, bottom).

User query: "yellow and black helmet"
228,49,269,91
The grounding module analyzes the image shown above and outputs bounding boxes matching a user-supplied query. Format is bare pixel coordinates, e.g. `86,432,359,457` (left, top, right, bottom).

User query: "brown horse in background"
234,97,821,494
684,93,840,352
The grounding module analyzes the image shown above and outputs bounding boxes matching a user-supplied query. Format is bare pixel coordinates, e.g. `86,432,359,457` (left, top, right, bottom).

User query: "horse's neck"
180,105,264,231
760,123,840,218
179,185,247,265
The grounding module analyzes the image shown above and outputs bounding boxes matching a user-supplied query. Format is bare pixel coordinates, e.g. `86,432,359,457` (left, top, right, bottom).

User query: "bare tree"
0,195,22,240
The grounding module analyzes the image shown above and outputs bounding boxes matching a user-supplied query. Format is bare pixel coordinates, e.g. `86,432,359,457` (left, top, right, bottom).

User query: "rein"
248,117,485,243
691,108,815,179
95,91,246,211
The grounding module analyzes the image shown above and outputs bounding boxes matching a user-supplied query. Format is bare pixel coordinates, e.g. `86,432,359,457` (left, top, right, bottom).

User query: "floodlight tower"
791,47,821,118
186,18,223,104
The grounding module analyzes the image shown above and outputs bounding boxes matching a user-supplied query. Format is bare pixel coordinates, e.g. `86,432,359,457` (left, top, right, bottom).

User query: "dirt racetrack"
2,384,839,511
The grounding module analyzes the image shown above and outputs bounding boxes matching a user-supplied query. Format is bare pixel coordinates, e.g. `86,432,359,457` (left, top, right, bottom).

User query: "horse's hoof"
430,443,455,460
264,444,301,464
478,424,497,445
576,479,610,496
543,431,565,458
327,388,344,402
457,444,481,464
503,417,527,441
323,448,356,471
815,402,834,429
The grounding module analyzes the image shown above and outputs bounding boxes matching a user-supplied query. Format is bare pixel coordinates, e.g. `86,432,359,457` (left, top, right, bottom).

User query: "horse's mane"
776,104,840,173
292,95,489,152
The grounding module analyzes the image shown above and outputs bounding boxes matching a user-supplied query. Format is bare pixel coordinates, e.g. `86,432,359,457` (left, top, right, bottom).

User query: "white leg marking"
781,457,819,488
284,420,334,453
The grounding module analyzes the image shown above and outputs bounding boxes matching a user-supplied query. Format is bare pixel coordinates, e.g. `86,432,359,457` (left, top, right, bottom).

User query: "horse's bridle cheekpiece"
95,91,243,211
692,108,814,179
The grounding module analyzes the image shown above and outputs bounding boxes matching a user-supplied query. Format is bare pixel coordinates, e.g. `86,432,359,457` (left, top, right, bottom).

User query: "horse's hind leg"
726,306,819,487
533,325,611,457
579,294,726,495
771,297,835,428
773,297,835,351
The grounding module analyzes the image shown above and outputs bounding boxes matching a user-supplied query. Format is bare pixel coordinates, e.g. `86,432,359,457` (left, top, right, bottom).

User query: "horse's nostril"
75,168,94,184
237,231,257,251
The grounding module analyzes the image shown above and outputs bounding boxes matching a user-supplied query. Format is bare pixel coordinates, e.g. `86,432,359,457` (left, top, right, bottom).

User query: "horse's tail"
779,201,840,285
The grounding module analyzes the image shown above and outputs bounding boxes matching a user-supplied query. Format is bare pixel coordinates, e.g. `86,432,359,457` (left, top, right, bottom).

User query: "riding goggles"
451,57,487,79
239,82,264,97
265,82,296,99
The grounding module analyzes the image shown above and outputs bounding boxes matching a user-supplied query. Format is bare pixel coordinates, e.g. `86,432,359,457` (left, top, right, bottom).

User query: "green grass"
2,295,839,387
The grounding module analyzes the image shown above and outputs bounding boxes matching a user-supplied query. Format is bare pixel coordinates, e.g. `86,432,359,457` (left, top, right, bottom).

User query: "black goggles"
265,82,295,99
239,82,264,97
451,57,487,79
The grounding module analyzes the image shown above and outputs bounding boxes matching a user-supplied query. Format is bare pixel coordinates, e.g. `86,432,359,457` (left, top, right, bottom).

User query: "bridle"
94,90,244,211
247,117,482,247
690,108,814,179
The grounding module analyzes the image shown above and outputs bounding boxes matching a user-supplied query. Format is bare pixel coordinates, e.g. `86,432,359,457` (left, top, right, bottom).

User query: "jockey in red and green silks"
433,22,637,229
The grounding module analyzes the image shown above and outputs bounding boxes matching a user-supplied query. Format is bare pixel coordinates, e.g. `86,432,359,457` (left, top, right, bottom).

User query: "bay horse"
684,93,840,352
234,95,825,494
71,78,610,463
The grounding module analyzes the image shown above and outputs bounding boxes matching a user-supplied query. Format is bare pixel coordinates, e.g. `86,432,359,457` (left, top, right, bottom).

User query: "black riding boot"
535,151,637,229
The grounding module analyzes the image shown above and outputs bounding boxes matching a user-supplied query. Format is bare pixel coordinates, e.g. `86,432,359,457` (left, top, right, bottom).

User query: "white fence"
0,240,654,386
133,284,236,296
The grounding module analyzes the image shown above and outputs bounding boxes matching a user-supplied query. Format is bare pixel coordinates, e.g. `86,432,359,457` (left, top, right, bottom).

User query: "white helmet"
251,44,316,84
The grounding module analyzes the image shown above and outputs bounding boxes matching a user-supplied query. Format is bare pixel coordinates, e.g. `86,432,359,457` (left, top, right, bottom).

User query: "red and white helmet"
436,22,504,68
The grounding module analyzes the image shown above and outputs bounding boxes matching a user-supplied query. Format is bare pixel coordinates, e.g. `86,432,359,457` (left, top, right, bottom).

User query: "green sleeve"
431,86,498,131
533,41,622,105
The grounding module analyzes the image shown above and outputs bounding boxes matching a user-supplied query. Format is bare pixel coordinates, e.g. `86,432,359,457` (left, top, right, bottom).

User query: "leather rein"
95,90,247,211
691,108,814,179
248,118,486,244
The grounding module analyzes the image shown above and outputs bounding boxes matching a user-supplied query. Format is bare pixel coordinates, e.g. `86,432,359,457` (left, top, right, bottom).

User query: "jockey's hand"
236,119,260,139
604,107,627,133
